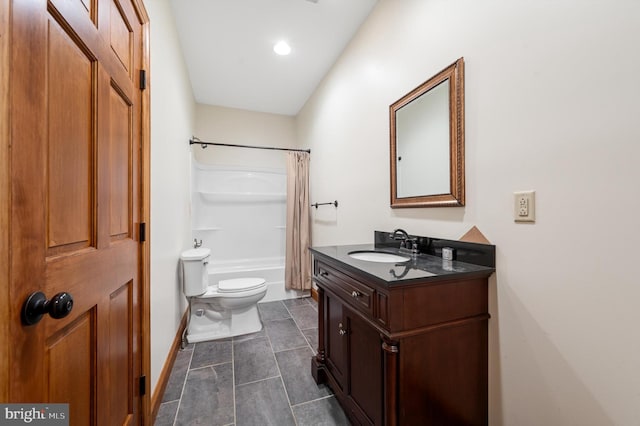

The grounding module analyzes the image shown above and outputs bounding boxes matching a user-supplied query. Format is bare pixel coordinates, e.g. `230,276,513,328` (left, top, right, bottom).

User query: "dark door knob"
21,291,74,326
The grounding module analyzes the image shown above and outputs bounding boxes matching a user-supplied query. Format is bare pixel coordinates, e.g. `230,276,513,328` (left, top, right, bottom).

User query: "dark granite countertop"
310,243,495,286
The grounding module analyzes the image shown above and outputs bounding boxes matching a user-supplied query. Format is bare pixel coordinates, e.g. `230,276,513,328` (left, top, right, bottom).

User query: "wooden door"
324,291,347,390
346,309,383,425
5,0,149,424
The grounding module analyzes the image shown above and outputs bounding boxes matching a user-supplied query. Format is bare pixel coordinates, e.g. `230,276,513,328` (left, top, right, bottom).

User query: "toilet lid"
218,277,266,293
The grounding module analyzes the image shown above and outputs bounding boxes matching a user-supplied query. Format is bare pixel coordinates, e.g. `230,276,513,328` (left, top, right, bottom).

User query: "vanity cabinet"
311,255,491,426
323,290,383,425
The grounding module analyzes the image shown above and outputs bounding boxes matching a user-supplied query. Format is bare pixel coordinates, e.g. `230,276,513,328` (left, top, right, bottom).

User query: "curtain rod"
189,137,311,154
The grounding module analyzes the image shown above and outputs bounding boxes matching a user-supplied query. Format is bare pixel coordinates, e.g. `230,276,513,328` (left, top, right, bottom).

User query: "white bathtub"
207,257,308,303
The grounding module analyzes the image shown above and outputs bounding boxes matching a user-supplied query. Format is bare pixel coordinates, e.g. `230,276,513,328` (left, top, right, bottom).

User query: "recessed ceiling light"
273,41,291,56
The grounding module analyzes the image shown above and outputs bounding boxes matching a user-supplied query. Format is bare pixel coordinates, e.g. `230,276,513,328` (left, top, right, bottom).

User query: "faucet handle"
193,238,202,248
405,238,419,255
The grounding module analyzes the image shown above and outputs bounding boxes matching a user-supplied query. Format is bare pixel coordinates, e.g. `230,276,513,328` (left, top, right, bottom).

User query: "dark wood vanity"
310,238,495,426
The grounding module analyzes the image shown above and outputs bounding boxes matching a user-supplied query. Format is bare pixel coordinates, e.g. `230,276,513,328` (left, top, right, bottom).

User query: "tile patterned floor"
154,297,350,426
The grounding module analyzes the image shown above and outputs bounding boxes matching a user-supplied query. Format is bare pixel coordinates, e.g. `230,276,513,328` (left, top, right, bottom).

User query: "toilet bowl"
181,248,267,343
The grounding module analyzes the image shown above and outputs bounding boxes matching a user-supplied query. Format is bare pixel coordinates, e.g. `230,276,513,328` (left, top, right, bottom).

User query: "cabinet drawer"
315,260,374,317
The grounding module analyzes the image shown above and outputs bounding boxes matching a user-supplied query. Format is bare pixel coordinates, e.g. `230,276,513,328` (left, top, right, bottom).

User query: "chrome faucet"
194,239,203,249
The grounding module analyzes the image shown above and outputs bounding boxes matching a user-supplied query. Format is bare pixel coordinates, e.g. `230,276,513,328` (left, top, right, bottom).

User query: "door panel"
79,0,94,19
110,0,132,73
46,16,95,255
324,292,346,390
347,310,383,425
109,281,133,424
47,311,96,424
7,0,147,424
109,83,132,240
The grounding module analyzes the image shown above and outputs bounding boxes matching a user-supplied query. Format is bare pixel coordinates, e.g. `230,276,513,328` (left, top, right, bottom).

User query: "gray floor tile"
264,318,308,352
232,327,266,344
191,340,232,369
293,396,350,426
302,328,319,355
258,301,291,321
235,377,296,426
275,347,331,405
154,400,179,426
162,349,192,402
289,304,318,330
175,363,234,426
233,337,279,385
282,297,311,309
157,297,346,425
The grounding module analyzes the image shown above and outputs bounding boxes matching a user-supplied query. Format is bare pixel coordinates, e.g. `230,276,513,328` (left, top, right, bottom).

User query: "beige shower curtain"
285,151,311,290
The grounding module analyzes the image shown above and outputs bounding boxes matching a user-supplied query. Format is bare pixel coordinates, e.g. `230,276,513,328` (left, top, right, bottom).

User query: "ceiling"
169,0,378,116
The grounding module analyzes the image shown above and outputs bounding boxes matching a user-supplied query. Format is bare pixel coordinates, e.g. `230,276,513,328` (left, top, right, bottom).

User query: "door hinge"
139,69,147,90
139,375,146,396
139,222,146,243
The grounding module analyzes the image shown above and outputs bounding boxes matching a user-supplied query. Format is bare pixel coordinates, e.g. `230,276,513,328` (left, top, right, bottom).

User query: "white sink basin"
348,250,410,263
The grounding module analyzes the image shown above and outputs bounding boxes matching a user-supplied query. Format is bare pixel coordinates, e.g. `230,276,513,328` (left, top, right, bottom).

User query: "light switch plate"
514,191,535,223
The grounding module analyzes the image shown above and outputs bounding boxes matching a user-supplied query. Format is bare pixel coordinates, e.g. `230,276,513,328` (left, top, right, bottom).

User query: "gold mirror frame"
390,57,465,208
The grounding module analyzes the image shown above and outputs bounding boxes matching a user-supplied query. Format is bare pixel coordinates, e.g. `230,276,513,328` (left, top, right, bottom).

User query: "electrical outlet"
514,191,535,223
518,197,528,216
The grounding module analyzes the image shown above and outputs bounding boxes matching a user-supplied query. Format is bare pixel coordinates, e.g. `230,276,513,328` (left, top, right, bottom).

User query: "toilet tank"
181,248,210,297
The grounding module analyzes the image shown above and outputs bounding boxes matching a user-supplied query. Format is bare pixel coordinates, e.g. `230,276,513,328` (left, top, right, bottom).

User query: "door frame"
0,1,151,423
1,0,12,405
134,0,152,422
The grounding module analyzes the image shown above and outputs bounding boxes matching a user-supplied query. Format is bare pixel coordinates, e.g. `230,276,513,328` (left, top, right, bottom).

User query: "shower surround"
191,161,308,302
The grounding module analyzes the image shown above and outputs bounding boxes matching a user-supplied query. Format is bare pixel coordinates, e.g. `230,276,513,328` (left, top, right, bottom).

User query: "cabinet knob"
320,271,329,277
351,290,361,298
338,322,346,336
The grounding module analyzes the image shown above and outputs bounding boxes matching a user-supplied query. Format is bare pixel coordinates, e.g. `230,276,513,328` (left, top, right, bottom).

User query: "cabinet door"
325,292,347,390
347,309,383,425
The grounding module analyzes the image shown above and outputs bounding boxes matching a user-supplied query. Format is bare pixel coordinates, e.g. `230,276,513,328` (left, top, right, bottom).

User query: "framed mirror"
390,57,465,208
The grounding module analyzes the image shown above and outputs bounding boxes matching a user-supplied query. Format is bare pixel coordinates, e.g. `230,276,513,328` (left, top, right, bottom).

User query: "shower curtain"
285,151,311,290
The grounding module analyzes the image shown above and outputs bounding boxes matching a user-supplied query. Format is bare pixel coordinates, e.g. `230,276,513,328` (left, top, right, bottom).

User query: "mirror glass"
390,58,465,207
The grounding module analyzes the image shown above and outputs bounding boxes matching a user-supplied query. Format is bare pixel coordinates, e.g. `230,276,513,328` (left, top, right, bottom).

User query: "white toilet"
181,247,267,343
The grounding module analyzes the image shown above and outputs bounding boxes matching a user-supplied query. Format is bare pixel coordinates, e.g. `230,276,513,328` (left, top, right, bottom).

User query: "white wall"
297,0,640,424
146,0,195,395
194,104,297,169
